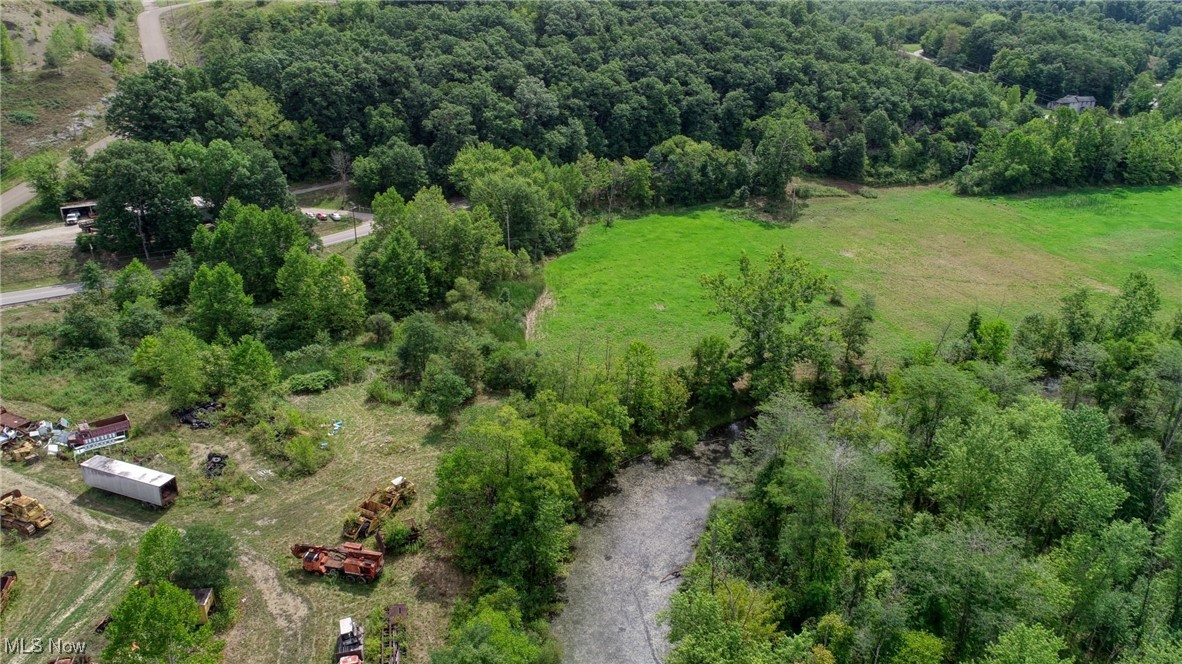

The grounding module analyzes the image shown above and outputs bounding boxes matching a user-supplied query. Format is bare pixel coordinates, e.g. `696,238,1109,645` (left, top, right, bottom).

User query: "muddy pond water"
551,422,745,663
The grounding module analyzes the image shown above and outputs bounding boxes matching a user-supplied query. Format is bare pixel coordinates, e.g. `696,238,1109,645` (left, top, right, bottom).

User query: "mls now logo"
4,638,88,654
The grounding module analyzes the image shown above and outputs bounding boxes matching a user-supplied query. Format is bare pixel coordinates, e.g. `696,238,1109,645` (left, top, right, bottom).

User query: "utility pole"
351,203,358,244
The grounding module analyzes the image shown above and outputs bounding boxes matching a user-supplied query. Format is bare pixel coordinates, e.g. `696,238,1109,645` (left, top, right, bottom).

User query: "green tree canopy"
188,263,254,341
191,198,308,302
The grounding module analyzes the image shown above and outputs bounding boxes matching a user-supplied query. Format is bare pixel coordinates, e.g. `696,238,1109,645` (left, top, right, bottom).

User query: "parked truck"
69,415,131,457
336,616,365,663
80,455,178,508
0,490,54,535
291,542,384,583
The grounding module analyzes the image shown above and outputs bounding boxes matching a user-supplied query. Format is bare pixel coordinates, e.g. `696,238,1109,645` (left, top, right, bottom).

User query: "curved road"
0,0,183,218
0,1,379,308
0,208,373,307
137,0,176,64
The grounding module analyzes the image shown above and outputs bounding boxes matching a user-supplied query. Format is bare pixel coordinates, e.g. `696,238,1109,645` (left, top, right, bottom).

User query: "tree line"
661,268,1182,664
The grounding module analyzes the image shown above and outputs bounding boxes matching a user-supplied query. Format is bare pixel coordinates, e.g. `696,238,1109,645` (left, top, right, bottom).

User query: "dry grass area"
0,0,136,158
0,244,85,290
0,301,463,663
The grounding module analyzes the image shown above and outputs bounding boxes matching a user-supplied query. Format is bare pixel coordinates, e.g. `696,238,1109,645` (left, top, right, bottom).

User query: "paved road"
0,0,183,218
0,208,375,307
303,207,374,247
1,223,82,246
0,137,116,218
137,0,174,64
0,282,85,307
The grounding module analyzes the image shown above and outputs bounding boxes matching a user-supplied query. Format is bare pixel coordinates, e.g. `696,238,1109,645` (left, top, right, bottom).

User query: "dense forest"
662,261,1182,663
27,0,1181,262
6,1,1182,663
57,1,1177,225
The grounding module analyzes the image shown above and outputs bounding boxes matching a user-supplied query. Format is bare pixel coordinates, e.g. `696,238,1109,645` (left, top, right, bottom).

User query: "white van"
64,212,81,225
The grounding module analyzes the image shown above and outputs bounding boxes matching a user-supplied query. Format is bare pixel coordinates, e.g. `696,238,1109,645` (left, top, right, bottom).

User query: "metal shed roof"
80,455,175,487
0,407,31,430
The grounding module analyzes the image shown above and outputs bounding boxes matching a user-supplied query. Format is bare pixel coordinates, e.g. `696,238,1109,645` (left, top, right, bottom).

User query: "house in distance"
1048,95,1097,112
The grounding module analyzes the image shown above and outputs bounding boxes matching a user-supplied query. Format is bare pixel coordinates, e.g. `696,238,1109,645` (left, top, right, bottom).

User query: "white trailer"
80,455,179,508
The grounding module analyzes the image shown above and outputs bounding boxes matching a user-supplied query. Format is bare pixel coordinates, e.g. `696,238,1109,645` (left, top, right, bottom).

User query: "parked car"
331,212,342,221
64,212,80,226
304,212,316,220
316,212,328,221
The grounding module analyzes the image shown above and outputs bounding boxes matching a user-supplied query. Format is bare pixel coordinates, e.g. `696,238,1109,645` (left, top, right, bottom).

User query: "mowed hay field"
536,185,1182,365
0,302,463,663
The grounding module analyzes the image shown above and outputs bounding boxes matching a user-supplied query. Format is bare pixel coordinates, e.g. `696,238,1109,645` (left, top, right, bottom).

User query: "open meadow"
0,301,466,663
535,185,1182,365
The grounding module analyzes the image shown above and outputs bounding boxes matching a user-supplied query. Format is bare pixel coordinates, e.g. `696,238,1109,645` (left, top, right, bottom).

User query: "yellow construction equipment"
0,490,53,535
2,439,40,464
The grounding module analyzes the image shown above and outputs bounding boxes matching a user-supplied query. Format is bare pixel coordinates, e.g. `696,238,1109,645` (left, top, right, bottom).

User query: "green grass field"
536,185,1182,365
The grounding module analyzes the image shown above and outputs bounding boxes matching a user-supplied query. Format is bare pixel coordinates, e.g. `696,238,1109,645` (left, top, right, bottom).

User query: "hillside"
0,0,139,163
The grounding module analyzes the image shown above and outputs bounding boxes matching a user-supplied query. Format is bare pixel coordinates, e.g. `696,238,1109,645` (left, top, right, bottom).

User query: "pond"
551,422,745,663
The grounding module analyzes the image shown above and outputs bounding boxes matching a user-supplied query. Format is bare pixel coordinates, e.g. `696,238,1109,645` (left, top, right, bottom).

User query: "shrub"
651,439,673,464
281,343,332,377
246,421,283,458
5,111,38,125
117,296,165,340
286,370,336,394
366,377,405,405
484,344,537,393
285,435,331,476
245,408,332,477
58,298,119,349
329,345,367,384
381,521,421,556
207,585,239,633
75,232,98,253
416,355,471,421
90,41,115,62
366,313,395,344
397,313,445,381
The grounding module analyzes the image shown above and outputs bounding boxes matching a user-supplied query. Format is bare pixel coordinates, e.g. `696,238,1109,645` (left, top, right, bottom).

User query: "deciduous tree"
188,263,254,341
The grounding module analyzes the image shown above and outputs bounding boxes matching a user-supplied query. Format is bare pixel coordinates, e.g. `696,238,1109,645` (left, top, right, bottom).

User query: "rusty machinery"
291,542,384,583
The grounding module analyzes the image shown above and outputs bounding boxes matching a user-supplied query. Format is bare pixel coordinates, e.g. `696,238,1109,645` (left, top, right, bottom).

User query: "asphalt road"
0,5,375,308
0,137,116,218
138,0,176,64
0,208,374,307
1,223,83,247
0,0,180,218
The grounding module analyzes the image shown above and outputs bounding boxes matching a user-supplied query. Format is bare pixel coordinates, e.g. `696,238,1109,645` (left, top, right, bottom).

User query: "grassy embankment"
1,0,142,192
536,185,1182,365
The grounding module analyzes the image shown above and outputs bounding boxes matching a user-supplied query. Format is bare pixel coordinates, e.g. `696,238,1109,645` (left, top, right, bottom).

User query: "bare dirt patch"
524,287,556,341
2,464,142,536
237,550,310,647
